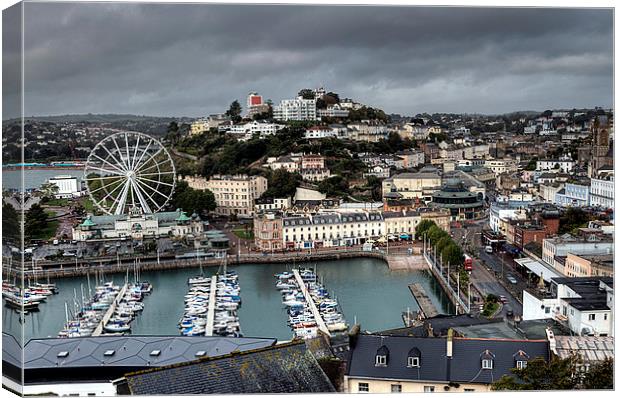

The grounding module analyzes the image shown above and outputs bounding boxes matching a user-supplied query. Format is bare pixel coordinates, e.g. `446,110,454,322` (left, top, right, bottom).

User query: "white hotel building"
590,169,614,209
273,97,317,121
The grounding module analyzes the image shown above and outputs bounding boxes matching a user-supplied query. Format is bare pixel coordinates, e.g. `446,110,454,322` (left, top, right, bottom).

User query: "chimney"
446,328,453,358
546,327,557,355
426,322,434,337
348,323,361,349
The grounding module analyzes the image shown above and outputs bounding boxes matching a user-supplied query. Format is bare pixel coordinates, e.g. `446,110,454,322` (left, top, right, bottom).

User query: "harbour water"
3,258,453,342
2,168,83,190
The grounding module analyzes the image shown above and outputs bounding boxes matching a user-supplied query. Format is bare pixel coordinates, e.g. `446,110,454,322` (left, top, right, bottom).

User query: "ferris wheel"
84,132,176,215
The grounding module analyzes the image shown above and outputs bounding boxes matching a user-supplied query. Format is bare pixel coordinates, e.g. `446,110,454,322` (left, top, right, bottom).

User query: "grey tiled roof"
124,341,336,394
2,334,275,371
347,334,549,385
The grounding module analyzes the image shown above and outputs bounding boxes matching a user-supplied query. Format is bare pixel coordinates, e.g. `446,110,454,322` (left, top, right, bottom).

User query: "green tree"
169,180,216,216
166,121,180,144
427,224,449,246
441,243,464,267
225,100,243,123
297,89,315,100
415,220,436,239
559,207,592,234
24,204,49,241
318,175,350,198
39,182,59,201
492,356,579,391
435,236,452,253
2,202,20,242
262,169,302,198
581,357,613,389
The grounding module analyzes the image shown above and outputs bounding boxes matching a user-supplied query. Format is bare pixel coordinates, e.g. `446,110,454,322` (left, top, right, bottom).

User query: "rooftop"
123,340,335,394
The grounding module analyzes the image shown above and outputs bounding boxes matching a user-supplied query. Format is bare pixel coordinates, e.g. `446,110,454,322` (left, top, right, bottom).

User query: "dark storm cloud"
4,3,613,118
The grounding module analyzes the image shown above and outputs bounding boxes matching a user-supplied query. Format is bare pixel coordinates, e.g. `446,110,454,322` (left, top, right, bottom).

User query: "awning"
400,234,410,239
514,257,562,283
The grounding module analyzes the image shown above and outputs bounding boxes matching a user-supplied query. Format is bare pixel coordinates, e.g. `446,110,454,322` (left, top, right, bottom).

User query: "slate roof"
347,334,549,385
2,333,275,376
380,315,499,337
554,336,614,362
124,340,336,394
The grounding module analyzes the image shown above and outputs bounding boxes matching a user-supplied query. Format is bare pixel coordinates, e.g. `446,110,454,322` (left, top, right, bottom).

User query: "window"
589,314,596,321
358,383,369,392
424,386,435,392
482,359,493,369
604,314,608,320
516,360,527,369
408,356,420,367
375,355,387,366
391,384,402,393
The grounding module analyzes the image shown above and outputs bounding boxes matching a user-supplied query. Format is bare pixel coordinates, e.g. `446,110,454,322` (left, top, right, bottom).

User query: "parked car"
499,295,508,304
484,245,493,253
505,306,514,317
506,275,518,284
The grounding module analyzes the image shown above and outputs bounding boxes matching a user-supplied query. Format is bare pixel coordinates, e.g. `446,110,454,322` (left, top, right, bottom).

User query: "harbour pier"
204,275,218,336
292,269,330,336
408,283,439,319
92,283,128,337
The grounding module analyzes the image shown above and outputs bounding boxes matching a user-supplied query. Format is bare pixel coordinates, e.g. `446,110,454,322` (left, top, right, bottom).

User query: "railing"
422,241,471,314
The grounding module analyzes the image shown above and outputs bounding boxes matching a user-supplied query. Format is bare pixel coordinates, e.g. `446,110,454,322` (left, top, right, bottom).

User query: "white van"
484,245,493,253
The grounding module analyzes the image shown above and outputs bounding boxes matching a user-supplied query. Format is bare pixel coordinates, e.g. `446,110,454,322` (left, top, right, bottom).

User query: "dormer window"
408,356,420,368
481,350,495,369
375,345,389,367
514,350,529,370
407,347,421,368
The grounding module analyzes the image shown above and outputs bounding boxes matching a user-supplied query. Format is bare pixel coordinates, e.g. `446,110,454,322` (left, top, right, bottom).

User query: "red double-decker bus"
464,254,473,271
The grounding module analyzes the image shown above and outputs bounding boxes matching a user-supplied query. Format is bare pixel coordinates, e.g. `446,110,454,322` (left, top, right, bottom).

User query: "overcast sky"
2,3,614,118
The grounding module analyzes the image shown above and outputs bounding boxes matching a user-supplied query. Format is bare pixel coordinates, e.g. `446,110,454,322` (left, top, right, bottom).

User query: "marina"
57,277,153,338
4,258,454,342
179,271,242,337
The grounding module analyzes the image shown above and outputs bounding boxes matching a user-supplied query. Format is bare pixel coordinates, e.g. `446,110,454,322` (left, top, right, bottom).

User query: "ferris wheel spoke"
112,135,131,171
90,153,126,175
125,133,133,171
130,135,141,170
99,142,128,172
136,176,174,187
132,139,154,172
131,179,153,213
92,179,126,210
84,174,125,181
135,178,170,200
88,180,123,196
112,179,132,215
136,158,171,175
135,147,165,173
85,166,125,176
137,171,176,177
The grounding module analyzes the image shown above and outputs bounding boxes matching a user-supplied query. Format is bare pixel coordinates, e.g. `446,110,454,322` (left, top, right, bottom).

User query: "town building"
539,183,564,203
554,182,590,207
253,212,284,252
541,234,613,270
282,211,384,249
484,159,519,175
72,208,204,241
563,253,614,278
254,197,292,213
348,122,390,142
182,174,268,218
47,175,81,198
304,125,337,139
345,333,549,393
273,97,317,121
382,170,442,202
190,114,231,136
430,179,484,221
536,158,576,173
590,168,614,209
246,91,269,117
522,277,613,337
317,104,349,119
395,149,425,169
589,114,613,177
226,120,284,140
